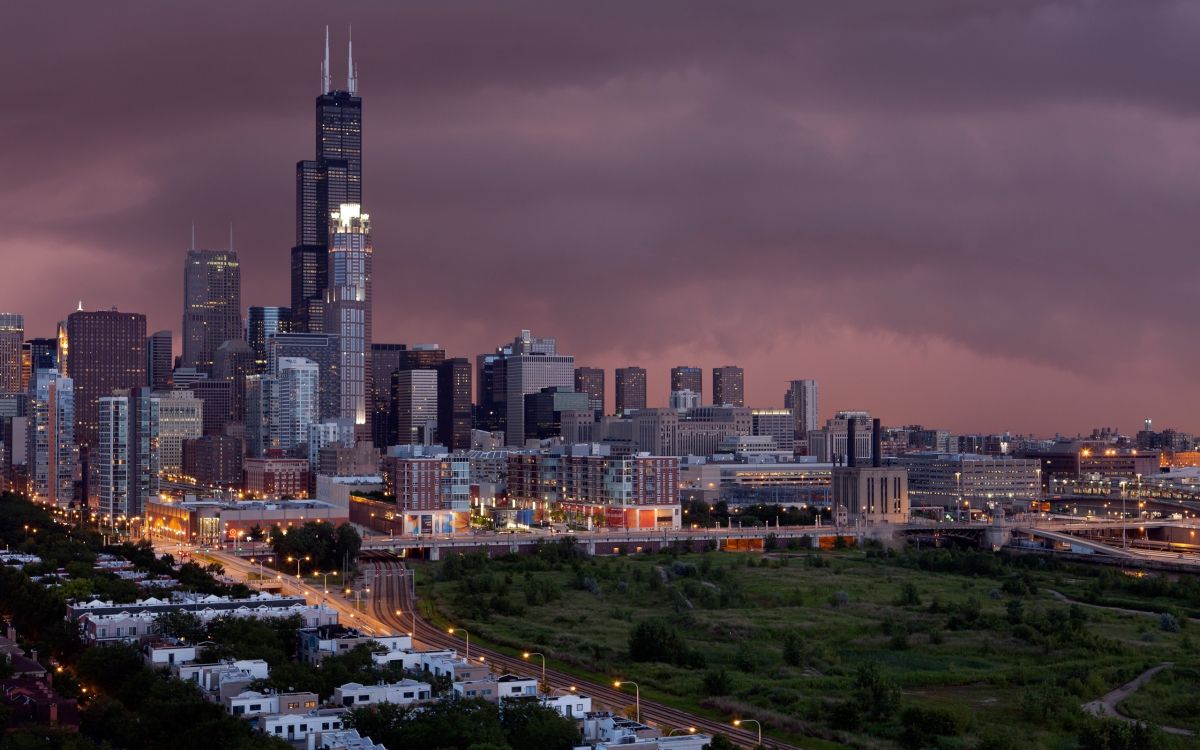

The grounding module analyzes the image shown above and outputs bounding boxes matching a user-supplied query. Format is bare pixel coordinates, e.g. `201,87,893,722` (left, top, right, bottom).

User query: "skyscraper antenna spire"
229,221,234,251
190,221,195,250
347,25,358,95
322,25,331,93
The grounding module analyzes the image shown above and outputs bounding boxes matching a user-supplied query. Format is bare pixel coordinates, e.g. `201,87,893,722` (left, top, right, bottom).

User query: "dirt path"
1082,662,1194,736
1046,589,1200,623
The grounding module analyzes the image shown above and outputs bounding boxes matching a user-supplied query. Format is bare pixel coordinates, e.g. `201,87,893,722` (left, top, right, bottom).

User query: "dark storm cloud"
3,1,1199,433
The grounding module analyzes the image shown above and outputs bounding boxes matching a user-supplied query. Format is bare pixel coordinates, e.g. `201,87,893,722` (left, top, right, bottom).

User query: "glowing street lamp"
613,680,640,722
523,651,547,692
448,627,470,662
733,718,762,746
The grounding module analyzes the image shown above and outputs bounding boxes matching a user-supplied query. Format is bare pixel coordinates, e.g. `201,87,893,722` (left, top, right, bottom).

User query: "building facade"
324,203,372,427
64,309,147,454
712,366,744,407
182,249,242,374
670,366,703,404
614,367,647,416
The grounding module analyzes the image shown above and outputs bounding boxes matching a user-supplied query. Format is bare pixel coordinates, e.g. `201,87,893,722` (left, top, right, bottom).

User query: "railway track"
363,557,807,750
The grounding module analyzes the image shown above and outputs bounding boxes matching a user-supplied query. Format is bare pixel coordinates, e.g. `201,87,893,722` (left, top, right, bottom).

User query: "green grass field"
417,542,1200,749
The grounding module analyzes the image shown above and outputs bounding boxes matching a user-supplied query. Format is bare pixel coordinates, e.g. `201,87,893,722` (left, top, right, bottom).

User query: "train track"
364,557,807,750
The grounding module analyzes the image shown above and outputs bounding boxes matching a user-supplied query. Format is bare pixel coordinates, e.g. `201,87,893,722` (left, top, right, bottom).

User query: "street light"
286,555,310,579
733,718,762,746
317,570,338,594
449,627,470,662
613,680,639,723
523,651,547,693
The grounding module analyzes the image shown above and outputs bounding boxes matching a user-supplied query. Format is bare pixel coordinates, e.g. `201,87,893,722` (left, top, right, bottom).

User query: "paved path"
1082,663,1194,736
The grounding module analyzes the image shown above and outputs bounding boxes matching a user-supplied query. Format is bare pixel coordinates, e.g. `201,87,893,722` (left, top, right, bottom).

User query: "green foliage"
852,663,899,719
898,705,964,749
349,698,577,750
1076,719,1163,750
702,669,732,695
628,618,704,668
270,521,361,572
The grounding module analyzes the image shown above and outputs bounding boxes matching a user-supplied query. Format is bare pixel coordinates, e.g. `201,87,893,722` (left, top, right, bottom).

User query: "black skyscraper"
291,28,362,333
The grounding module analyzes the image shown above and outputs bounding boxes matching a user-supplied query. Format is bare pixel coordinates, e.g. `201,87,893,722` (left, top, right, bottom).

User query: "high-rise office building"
574,366,605,416
524,387,590,441
670,366,703,403
21,338,56,393
751,409,795,453
615,367,647,415
324,204,372,426
179,378,232,436
268,332,340,420
712,365,745,407
292,29,363,333
64,308,147,454
28,369,74,506
246,306,292,374
370,343,407,447
494,330,574,446
244,374,275,457
97,388,159,521
0,314,24,393
784,379,819,449
276,357,319,453
213,339,254,424
155,389,203,475
146,330,173,391
437,358,473,451
182,248,242,374
391,369,438,446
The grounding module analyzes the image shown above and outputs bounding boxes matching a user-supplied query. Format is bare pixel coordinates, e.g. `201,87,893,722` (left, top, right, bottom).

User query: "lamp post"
318,570,338,594
287,555,310,579
448,627,470,662
523,651,547,693
733,718,762,747
613,680,639,723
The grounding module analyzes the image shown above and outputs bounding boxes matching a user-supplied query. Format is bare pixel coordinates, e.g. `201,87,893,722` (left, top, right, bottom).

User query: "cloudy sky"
6,1,1199,435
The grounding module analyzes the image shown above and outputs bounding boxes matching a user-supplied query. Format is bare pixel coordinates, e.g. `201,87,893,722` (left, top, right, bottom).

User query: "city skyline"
7,4,1200,435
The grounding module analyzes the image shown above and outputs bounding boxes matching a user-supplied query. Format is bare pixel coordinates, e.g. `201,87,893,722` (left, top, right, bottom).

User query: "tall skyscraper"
0,314,24,393
146,330,173,391
292,28,363,333
155,389,202,475
97,388,159,521
574,366,605,416
712,365,745,407
64,308,147,454
246,306,292,374
382,345,445,447
182,248,242,374
269,332,340,420
371,343,407,448
213,339,254,424
276,357,319,453
670,366,703,403
28,369,74,506
324,203,372,427
475,353,506,433
615,367,648,415
497,330,574,446
784,379,819,450
391,369,438,446
437,358,473,451
21,338,56,393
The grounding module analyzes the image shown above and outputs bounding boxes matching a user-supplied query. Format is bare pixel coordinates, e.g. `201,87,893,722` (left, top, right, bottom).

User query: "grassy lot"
1118,665,1200,734
417,541,1200,749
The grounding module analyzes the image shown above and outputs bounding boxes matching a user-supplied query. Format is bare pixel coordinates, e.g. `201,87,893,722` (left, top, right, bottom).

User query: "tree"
154,611,206,642
852,663,899,719
499,699,579,750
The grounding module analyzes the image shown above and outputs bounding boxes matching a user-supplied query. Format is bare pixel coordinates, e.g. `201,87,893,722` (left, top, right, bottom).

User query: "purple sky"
6,2,1199,436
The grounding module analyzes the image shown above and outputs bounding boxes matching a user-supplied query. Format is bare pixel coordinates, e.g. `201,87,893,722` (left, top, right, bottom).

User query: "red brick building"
243,453,310,497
